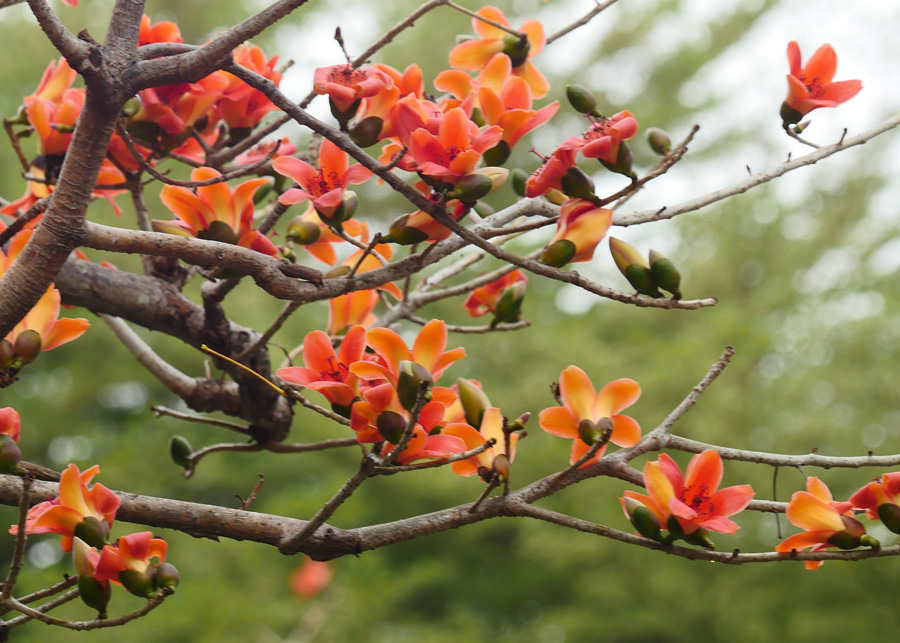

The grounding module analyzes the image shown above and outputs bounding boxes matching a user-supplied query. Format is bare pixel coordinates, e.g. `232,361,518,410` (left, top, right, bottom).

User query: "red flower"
558,111,638,166
0,407,21,443
215,45,282,130
290,558,334,601
623,450,754,538
542,198,613,266
524,147,578,198
538,366,641,467
94,531,168,586
850,471,900,520
464,269,527,318
313,64,393,116
442,407,519,478
784,42,861,120
277,326,366,408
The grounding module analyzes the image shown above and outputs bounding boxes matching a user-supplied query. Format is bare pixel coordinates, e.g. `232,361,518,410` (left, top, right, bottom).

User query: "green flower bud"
457,378,491,427
13,330,42,364
646,127,672,155
609,238,660,296
666,514,685,541
349,116,383,148
684,528,715,549
316,191,358,228
74,516,109,550
541,239,576,268
198,220,239,245
511,168,528,197
826,515,867,550
385,213,429,245
120,569,156,598
491,282,526,327
376,410,407,444
397,360,433,411
126,119,163,145
0,435,22,475
492,453,511,482
324,265,351,279
330,97,361,128
877,503,900,535
780,101,803,127
170,435,193,470
286,217,321,245
649,249,682,299
501,34,530,68
560,166,596,199
625,264,661,297
78,575,110,619
506,412,530,433
482,141,511,166
122,98,141,118
623,499,661,542
599,141,635,179
154,562,181,590
565,84,599,116
447,172,494,203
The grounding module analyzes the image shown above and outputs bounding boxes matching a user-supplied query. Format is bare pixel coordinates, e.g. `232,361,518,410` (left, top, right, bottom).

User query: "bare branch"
547,0,621,45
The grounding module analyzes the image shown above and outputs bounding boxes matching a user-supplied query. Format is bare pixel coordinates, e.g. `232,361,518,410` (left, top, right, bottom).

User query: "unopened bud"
541,239,576,268
385,213,429,245
349,116,383,148
646,127,671,155
649,249,682,299
199,220,239,245
623,498,661,541
376,410,407,443
501,34,530,68
511,168,528,197
566,84,599,116
154,562,180,590
0,435,22,474
600,141,635,179
457,378,491,427
609,238,660,297
492,453,511,481
877,503,900,535
13,330,42,364
666,515,686,541
397,360,433,411
684,528,715,549
448,172,493,203
506,412,530,433
122,98,141,118
482,141,511,166
74,516,109,550
78,575,110,618
780,101,803,128
491,282,526,327
560,167,595,199
170,435,193,470
120,569,156,598
286,217,321,245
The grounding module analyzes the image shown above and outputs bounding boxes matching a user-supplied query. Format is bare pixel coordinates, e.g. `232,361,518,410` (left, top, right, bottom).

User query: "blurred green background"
2,0,900,641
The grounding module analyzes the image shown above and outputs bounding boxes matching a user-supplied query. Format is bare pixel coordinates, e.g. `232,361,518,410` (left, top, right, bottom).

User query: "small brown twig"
1,477,32,602
236,474,265,510
150,405,251,435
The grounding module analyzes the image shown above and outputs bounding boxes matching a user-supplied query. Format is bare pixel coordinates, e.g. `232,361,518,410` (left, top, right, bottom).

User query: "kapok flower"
524,147,578,199
559,111,638,166
783,42,862,124
273,139,372,227
776,476,875,570
133,71,228,136
355,63,425,141
538,366,641,467
541,198,613,267
215,45,282,130
463,269,527,325
277,326,366,409
442,406,519,480
449,6,549,99
154,167,277,256
0,230,90,358
94,531,168,595
138,14,182,46
405,107,502,186
849,472,900,533
286,203,367,266
12,464,121,552
313,64,393,123
623,450,754,544
0,408,21,443
350,319,466,389
291,558,335,601
328,290,380,336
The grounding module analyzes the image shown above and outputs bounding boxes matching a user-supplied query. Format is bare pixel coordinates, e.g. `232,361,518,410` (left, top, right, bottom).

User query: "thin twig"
404,312,530,334
282,388,352,426
237,474,265,510
151,405,251,435
183,442,263,479
236,300,303,362
547,0,621,45
372,438,495,475
2,588,172,630
1,477,32,602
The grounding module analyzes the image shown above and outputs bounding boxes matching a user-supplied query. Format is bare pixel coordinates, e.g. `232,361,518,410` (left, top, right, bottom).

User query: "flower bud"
541,239,576,268
609,238,660,297
491,282,526,328
286,217,321,245
78,575,110,618
376,410,407,444
122,98,141,118
349,116,384,148
0,340,14,368
666,515,686,541
599,141,635,179
120,569,156,598
457,378,491,427
649,249,682,299
826,514,867,550
330,97,361,127
684,528,715,549
501,34,530,68
199,220,239,245
560,167,595,199
13,330,42,364
397,360,433,411
646,127,671,155
565,84,599,116
506,412,530,433
511,168,528,197
170,435,193,470
623,498,661,541
448,172,494,203
877,503,900,535
492,453,511,481
316,191,358,228
0,435,22,475
154,562,181,590
74,516,109,550
384,213,430,245
482,141,511,166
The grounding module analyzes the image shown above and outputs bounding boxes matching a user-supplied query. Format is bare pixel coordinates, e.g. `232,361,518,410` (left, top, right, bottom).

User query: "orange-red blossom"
538,366,641,467
783,42,862,122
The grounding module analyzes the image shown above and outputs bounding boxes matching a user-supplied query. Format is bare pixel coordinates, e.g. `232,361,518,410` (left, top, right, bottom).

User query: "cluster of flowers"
2,407,177,616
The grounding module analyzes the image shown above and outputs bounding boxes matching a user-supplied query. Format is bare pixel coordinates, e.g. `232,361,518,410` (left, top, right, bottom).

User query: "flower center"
308,170,341,197
799,74,825,99
683,483,714,516
330,66,366,86
583,118,612,141
318,356,349,382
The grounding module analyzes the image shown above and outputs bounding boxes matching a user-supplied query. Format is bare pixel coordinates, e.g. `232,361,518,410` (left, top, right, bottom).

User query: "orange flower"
290,558,334,601
273,139,372,227
463,269,527,321
538,366,641,467
542,198,613,266
0,230,90,355
12,464,120,552
559,111,638,166
783,42,862,122
215,45,282,130
623,450,754,542
328,290,380,336
313,64,393,121
138,15,182,46
356,63,425,140
277,326,366,409
849,472,900,521
449,6,549,99
286,203,367,266
154,167,277,256
776,476,873,570
524,147,578,198
442,407,518,479
94,531,168,586
0,407,21,443
133,72,228,136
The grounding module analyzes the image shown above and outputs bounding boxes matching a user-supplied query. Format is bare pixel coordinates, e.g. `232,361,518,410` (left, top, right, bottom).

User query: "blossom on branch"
443,406,518,480
849,472,900,534
314,64,394,124
541,199,613,267
463,269,528,325
538,366,641,467
782,41,862,125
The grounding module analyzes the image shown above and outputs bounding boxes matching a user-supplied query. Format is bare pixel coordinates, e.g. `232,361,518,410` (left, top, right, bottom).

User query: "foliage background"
2,0,900,641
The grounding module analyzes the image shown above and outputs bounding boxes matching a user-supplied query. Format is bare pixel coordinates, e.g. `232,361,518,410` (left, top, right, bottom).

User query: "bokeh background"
2,0,900,641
